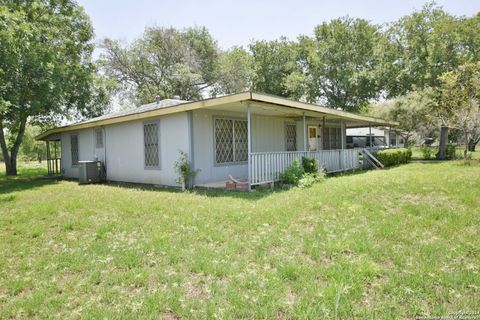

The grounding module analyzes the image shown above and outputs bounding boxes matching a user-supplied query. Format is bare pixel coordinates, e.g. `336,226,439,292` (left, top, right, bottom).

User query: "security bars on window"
214,118,248,164
95,129,103,148
144,122,159,168
70,134,79,166
285,123,297,151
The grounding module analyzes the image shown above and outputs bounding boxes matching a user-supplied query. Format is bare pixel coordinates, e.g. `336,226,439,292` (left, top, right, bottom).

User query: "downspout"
103,126,107,181
188,111,195,188
247,104,252,192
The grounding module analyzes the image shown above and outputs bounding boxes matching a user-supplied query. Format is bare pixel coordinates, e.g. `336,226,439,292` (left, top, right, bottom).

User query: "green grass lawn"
1,161,479,319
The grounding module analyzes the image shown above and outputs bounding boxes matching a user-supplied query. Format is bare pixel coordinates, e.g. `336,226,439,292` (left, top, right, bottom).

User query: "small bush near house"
174,150,200,191
281,157,325,187
420,146,434,160
301,156,318,174
298,171,326,188
280,159,304,185
376,148,412,167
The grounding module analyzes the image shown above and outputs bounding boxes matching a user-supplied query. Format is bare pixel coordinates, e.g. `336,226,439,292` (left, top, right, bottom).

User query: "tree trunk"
436,126,449,160
468,138,478,152
0,118,27,176
5,157,17,175
0,120,12,174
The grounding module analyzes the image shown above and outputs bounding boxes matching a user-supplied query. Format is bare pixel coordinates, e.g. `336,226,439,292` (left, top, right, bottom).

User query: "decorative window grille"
144,122,160,168
214,118,248,164
70,134,79,166
95,129,103,148
285,123,297,151
234,120,248,161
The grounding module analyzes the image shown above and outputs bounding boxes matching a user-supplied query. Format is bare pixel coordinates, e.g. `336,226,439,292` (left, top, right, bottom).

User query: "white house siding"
105,113,189,186
192,109,249,184
60,113,189,186
60,128,95,178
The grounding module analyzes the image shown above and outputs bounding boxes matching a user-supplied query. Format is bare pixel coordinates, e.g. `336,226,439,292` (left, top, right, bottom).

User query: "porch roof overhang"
36,92,398,141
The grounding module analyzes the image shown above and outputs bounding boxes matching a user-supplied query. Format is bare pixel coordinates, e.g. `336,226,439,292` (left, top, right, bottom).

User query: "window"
95,129,103,148
144,122,160,168
214,118,248,164
285,123,297,151
322,127,342,150
323,128,330,149
70,134,79,166
332,127,341,149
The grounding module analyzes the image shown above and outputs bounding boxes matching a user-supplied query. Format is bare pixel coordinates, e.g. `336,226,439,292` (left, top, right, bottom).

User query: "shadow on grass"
105,168,376,200
105,180,280,200
0,166,59,195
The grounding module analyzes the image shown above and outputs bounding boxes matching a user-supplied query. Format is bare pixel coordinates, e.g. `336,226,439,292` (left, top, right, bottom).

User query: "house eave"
36,91,398,141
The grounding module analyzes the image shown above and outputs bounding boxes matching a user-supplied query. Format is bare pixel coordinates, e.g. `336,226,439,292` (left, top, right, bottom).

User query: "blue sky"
79,0,480,49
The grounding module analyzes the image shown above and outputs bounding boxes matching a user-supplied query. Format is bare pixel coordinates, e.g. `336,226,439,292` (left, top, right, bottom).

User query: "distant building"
347,127,405,148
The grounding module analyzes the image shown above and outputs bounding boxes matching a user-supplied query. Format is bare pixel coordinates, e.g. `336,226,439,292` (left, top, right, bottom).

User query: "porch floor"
195,180,230,189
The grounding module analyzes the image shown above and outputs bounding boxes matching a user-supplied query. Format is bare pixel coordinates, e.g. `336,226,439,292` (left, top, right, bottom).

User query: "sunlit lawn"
0,160,479,319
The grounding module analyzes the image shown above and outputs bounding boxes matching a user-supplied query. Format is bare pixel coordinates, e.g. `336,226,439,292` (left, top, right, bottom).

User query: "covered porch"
191,93,396,191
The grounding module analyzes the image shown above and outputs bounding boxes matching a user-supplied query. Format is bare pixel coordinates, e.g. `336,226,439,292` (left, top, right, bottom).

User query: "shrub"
376,148,412,167
446,143,457,160
280,160,304,185
420,146,433,160
174,150,200,191
298,171,326,188
301,156,318,174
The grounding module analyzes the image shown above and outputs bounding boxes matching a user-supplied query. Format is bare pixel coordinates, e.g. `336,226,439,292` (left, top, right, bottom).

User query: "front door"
308,126,317,151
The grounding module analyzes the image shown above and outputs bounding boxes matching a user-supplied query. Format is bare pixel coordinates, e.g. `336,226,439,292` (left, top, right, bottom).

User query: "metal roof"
77,98,189,125
36,92,398,140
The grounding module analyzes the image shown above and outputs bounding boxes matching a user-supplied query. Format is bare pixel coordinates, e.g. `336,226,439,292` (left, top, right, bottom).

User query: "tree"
379,3,480,158
368,89,434,146
0,0,109,175
101,26,219,104
299,17,382,112
7,124,47,162
434,63,480,159
250,38,305,99
213,46,253,95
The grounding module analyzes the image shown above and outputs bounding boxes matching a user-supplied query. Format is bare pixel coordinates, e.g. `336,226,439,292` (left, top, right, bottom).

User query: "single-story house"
37,92,397,190
347,127,405,148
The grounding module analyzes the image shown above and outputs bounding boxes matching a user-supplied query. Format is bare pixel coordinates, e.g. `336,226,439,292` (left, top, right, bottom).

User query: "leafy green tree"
0,0,109,175
379,3,480,158
368,89,435,146
101,26,219,104
213,46,253,95
300,17,382,112
380,3,457,97
250,38,305,99
434,62,480,159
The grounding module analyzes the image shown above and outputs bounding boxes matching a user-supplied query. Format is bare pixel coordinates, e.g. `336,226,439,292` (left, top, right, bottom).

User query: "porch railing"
249,148,361,185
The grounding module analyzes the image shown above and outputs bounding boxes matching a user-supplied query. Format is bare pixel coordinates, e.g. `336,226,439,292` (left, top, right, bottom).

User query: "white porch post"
46,141,50,175
341,120,346,170
386,127,391,148
368,124,372,149
247,104,252,192
303,112,307,151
